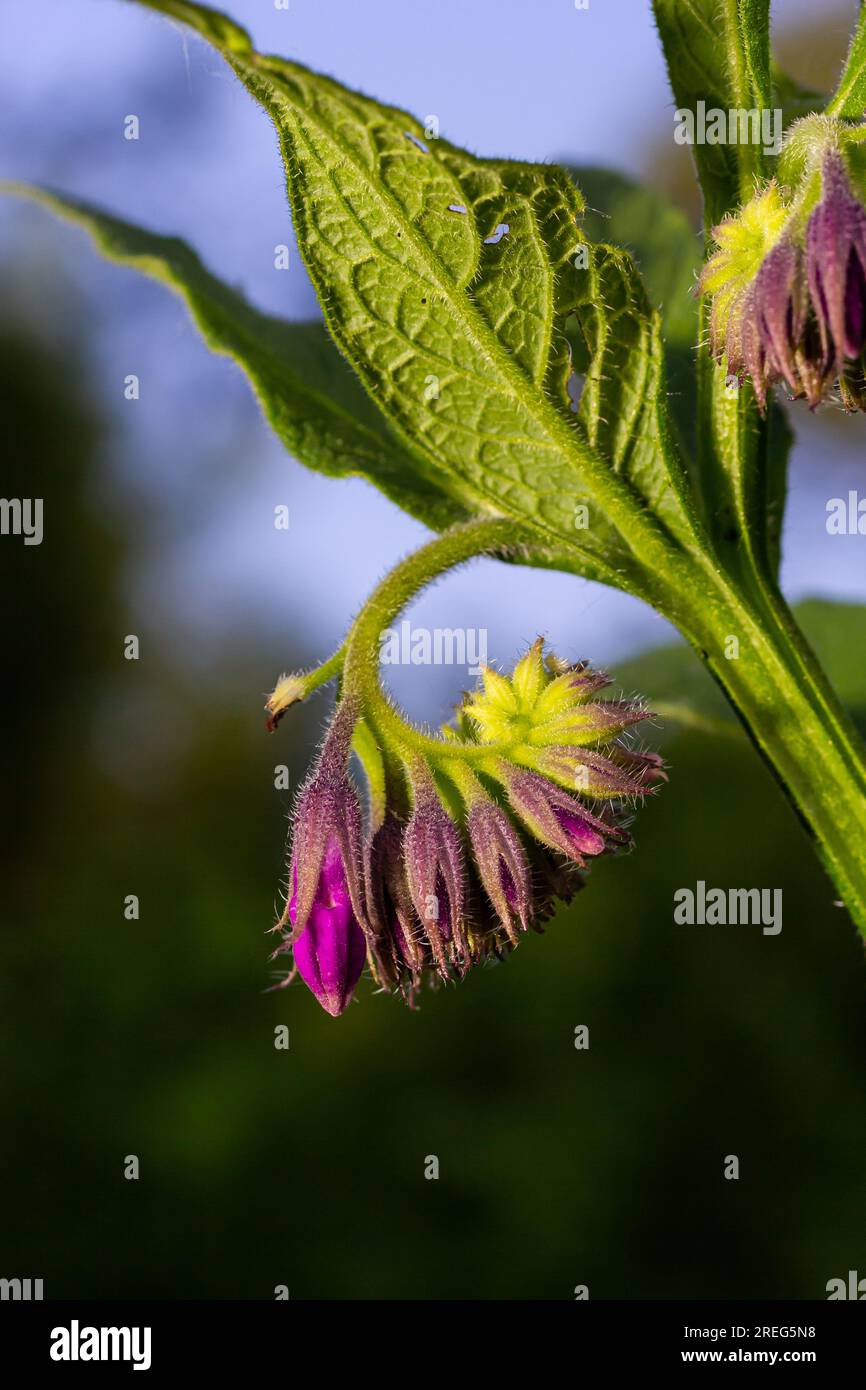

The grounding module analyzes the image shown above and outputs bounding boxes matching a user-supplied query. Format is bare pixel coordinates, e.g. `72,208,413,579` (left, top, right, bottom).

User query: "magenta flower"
275,699,369,1016
287,843,367,1017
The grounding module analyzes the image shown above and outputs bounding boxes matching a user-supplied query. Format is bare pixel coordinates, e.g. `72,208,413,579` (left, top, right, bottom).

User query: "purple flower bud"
747,238,809,407
503,767,630,865
605,744,668,790
757,242,806,385
365,814,426,984
276,699,369,1016
700,156,866,411
287,845,367,1017
807,151,866,371
284,700,365,937
534,744,659,797
466,796,533,944
403,774,467,977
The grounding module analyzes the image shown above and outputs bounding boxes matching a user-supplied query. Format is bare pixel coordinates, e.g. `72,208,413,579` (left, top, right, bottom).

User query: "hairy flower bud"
806,150,866,371
502,767,630,865
465,795,533,944
700,129,866,411
274,699,368,1015
287,842,367,1017
365,814,426,987
402,771,467,977
271,641,659,1013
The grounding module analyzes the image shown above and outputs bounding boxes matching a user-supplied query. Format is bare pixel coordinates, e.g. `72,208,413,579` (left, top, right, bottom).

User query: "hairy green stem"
341,520,528,768
575,535,866,937
702,591,866,936
722,0,766,197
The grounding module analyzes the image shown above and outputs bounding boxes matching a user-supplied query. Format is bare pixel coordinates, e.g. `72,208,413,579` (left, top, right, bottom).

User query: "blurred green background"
2,312,866,1302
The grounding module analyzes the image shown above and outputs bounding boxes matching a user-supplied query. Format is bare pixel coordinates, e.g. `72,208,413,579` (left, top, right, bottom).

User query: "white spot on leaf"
484,223,510,245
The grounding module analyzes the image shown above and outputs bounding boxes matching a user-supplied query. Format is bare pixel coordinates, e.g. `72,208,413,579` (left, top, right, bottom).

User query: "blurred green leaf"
568,165,701,454
570,167,701,351
795,599,866,727
620,599,866,740
3,183,470,532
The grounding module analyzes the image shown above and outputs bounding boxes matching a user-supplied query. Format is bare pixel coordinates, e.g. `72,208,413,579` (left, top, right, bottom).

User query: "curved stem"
341,519,525,765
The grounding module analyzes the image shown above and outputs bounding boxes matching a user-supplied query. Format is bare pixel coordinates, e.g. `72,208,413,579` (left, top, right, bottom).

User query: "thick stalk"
647,557,866,936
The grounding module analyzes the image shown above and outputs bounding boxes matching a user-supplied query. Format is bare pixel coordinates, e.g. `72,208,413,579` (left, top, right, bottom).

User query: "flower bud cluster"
700,117,866,411
270,640,662,1014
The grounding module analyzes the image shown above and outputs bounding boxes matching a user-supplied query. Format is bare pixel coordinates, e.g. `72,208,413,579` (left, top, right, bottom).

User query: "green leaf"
827,4,866,120
695,342,792,588
118,0,704,600
569,166,701,453
652,0,772,225
571,167,701,352
568,243,695,548
3,182,469,531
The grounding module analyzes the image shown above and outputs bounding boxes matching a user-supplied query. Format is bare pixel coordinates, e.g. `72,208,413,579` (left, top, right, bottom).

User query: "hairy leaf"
119,0,703,598
568,243,695,546
571,163,790,585
573,166,701,351
571,166,701,452
4,183,472,530
827,4,866,120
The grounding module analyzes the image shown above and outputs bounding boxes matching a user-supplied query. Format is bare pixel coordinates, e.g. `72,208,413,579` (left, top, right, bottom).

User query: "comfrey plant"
268,598,662,1011
10,0,866,1013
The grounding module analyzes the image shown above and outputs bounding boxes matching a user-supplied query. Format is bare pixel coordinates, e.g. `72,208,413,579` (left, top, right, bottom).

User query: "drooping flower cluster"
699,124,866,411
270,641,663,1015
